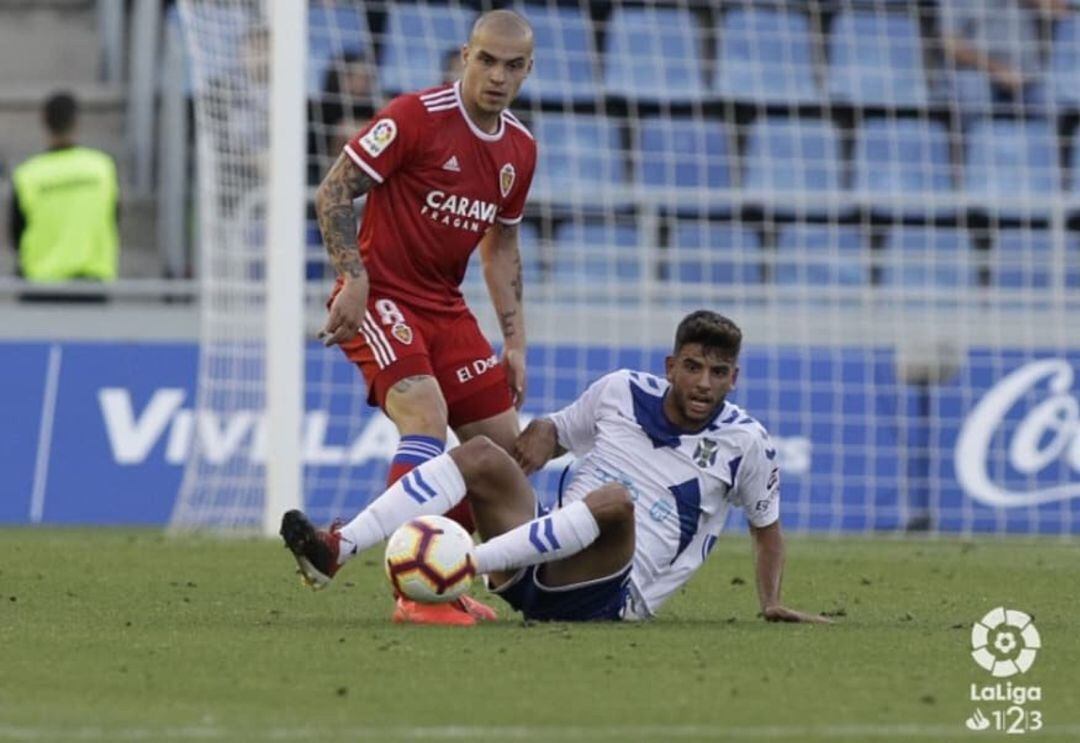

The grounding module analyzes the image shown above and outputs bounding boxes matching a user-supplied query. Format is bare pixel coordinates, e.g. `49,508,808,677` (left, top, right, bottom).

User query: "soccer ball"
384,515,476,603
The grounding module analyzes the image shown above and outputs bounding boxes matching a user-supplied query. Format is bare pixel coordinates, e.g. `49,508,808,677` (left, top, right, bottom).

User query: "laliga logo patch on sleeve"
359,119,397,158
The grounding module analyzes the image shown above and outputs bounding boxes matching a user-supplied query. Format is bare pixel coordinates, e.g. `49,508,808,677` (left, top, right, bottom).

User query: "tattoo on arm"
499,309,518,339
494,222,524,303
316,153,375,280
510,251,523,303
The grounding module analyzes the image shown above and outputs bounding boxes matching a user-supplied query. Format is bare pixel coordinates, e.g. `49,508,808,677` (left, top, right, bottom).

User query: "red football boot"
454,595,498,622
392,596,477,626
279,510,343,590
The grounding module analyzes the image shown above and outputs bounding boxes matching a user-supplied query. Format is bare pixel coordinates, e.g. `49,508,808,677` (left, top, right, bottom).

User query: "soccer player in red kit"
281,10,536,625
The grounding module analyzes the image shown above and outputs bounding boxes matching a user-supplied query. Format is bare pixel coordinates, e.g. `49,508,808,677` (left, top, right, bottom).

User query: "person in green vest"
9,92,119,300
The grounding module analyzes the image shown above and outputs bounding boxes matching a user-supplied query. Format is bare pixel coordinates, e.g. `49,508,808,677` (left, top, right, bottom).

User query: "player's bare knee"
584,484,634,528
450,435,502,488
385,377,448,435
391,404,446,436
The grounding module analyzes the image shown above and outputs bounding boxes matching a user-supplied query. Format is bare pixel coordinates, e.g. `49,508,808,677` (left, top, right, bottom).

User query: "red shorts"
331,286,513,428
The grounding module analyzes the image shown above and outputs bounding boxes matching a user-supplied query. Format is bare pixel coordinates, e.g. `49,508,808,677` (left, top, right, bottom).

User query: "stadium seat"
744,117,842,195
517,221,544,285
602,7,708,101
775,225,868,286
715,8,819,105
828,11,929,107
994,229,1052,289
517,3,599,102
669,222,762,285
853,118,953,200
636,117,731,197
175,3,251,95
461,222,543,290
1049,17,1080,109
553,221,641,282
528,114,628,206
963,119,1059,212
1074,131,1080,193
381,3,474,93
880,228,973,288
1068,233,1080,289
308,4,372,96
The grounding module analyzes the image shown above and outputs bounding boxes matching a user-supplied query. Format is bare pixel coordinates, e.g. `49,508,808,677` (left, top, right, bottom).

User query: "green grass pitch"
1,529,1077,741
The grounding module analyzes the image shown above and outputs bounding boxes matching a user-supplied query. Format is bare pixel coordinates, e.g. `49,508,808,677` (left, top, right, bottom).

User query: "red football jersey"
343,82,537,313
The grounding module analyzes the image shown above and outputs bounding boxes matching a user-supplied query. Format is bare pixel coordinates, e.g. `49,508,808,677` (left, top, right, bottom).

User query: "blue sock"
388,435,446,484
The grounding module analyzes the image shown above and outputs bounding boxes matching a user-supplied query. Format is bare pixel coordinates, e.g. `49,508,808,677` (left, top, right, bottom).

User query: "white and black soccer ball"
384,515,476,603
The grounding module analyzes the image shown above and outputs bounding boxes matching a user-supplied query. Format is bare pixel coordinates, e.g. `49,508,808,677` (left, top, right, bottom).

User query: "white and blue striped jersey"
547,369,781,619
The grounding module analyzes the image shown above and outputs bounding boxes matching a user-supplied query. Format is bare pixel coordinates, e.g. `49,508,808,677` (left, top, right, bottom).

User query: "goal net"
173,0,1080,536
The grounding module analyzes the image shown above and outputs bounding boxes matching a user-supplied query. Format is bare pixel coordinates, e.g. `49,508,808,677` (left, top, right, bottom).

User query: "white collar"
454,81,505,142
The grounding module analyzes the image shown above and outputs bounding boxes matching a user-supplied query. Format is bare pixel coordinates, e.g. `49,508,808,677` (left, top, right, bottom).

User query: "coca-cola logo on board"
955,359,1080,508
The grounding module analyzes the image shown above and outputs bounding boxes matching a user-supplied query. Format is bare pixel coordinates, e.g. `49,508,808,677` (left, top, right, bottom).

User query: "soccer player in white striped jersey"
282,310,829,623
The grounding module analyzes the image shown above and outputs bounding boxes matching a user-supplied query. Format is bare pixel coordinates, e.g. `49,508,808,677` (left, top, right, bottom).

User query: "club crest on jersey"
391,322,413,345
499,163,515,197
359,119,397,158
693,439,719,468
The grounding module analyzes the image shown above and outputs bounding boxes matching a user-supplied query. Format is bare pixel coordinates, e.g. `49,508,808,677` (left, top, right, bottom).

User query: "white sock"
474,500,601,575
336,453,467,564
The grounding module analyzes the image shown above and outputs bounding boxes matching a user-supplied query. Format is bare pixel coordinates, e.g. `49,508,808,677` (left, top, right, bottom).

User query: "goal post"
171,0,306,534
264,0,307,535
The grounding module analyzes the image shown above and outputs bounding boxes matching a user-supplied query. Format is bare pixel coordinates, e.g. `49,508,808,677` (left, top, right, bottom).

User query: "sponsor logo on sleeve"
359,119,397,158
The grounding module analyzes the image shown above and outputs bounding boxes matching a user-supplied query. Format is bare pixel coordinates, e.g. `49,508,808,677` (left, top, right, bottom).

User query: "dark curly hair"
673,310,742,359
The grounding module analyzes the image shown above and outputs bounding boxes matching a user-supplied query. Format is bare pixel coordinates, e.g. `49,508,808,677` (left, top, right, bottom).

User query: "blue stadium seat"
670,222,762,285
517,3,599,102
553,221,641,282
529,114,627,205
853,118,953,198
308,4,372,96
994,230,1052,289
1068,233,1080,289
381,3,474,93
963,119,1059,209
880,228,973,288
828,11,928,107
603,7,708,101
775,226,868,286
636,117,731,195
715,8,819,104
1049,17,1080,109
517,221,544,285
1074,129,1080,194
461,222,543,289
175,3,251,95
744,118,841,194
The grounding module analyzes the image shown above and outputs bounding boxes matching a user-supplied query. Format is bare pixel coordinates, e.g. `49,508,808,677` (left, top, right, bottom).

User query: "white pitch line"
2,724,1080,740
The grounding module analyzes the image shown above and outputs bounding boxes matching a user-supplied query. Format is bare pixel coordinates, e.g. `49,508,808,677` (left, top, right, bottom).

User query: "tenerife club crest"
693,438,719,468
499,163,515,198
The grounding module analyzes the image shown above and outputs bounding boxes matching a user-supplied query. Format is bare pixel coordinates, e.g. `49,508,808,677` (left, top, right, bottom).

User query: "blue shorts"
492,561,632,622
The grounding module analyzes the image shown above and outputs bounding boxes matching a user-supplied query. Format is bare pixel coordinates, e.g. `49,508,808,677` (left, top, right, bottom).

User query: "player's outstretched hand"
319,280,366,347
762,605,834,624
514,418,558,475
502,348,527,409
